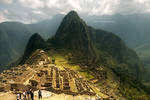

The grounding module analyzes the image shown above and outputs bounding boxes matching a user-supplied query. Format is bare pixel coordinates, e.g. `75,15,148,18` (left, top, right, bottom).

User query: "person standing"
38,89,42,99
26,90,30,100
30,90,34,100
23,90,26,100
17,93,20,100
19,92,22,100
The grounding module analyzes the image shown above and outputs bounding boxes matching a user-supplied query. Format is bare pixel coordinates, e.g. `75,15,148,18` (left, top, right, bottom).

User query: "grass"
45,49,150,100
46,49,95,80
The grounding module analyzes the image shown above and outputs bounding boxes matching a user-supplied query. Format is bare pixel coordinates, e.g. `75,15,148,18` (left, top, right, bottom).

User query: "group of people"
17,89,42,100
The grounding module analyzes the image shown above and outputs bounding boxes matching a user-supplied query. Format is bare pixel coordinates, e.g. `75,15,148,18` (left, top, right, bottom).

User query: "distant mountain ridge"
0,22,31,66
0,14,64,67
84,14,150,48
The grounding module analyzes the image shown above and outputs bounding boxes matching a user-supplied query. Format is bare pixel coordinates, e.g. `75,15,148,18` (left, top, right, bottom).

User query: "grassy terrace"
46,49,109,98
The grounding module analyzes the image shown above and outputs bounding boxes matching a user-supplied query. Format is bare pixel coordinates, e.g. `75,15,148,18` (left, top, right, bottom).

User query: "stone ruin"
10,83,29,91
37,65,96,96
0,49,97,97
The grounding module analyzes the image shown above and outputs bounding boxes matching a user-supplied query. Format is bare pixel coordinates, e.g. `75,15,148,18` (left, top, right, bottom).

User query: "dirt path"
0,90,96,100
34,95,94,100
0,92,16,100
34,90,95,100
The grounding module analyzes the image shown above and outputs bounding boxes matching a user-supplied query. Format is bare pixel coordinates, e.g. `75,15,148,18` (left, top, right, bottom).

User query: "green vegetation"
110,66,150,100
0,22,32,66
135,43,150,73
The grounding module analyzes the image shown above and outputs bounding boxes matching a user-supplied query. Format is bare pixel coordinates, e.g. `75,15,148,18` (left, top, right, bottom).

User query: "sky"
0,0,150,23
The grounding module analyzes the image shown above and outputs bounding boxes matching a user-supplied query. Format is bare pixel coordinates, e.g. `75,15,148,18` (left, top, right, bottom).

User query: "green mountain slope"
93,29,146,80
135,43,150,74
85,14,150,76
0,22,32,66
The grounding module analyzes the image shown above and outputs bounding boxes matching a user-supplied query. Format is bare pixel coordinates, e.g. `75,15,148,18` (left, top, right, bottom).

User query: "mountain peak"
51,10,96,58
60,10,81,24
66,10,79,17
24,33,46,55
55,10,86,39
30,33,42,40
19,33,46,64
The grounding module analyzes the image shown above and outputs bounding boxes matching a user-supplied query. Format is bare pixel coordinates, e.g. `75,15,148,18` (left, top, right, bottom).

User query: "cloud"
0,0,13,4
0,12,9,22
112,0,150,14
94,20,115,23
17,0,44,9
0,0,150,23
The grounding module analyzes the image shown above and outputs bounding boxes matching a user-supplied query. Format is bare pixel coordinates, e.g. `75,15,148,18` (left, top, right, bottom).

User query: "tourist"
17,93,20,100
26,90,30,100
30,90,34,100
19,92,22,100
38,89,42,99
23,90,26,100
29,89,32,99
